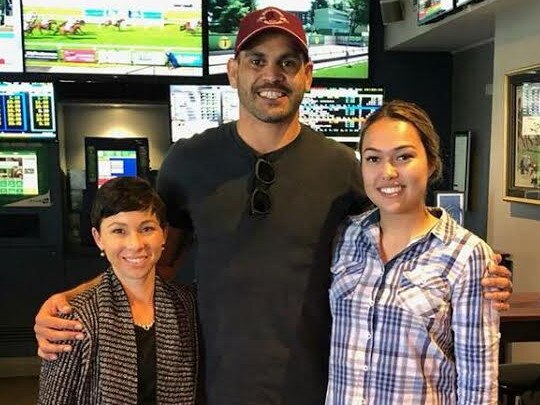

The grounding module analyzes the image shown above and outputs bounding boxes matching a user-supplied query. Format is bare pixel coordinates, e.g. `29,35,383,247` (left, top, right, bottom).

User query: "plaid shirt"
326,208,499,405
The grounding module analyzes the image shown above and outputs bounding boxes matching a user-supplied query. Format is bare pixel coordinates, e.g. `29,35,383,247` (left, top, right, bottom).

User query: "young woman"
38,176,198,405
326,100,499,404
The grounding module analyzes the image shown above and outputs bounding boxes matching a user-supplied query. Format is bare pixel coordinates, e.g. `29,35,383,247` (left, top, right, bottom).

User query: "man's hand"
481,254,513,312
34,293,84,361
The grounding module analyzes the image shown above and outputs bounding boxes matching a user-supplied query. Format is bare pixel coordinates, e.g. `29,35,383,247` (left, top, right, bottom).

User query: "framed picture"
505,65,540,205
435,191,464,225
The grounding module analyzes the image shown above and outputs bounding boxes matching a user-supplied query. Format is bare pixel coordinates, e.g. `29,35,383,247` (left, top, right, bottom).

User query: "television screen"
0,0,24,72
418,0,454,25
0,81,56,140
208,1,370,79
455,0,478,7
85,137,150,189
170,84,384,143
0,142,51,207
300,86,383,143
22,0,203,76
170,85,239,142
97,149,137,187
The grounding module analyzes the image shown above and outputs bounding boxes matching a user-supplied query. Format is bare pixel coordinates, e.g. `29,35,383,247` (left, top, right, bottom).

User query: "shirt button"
363,365,369,371
367,333,372,339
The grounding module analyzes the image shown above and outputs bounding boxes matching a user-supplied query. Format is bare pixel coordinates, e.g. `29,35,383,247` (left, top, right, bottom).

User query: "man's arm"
481,253,513,311
35,277,99,360
157,226,188,281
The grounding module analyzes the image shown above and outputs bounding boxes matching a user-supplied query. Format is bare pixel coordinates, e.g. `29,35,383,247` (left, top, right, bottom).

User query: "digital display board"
22,0,203,76
170,85,384,143
0,81,56,140
208,0,370,79
0,0,24,72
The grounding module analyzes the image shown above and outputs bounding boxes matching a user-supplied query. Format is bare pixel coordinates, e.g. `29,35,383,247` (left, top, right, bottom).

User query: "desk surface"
501,292,540,322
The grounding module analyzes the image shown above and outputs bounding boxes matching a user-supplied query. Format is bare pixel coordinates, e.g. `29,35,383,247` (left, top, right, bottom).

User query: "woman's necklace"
134,320,155,331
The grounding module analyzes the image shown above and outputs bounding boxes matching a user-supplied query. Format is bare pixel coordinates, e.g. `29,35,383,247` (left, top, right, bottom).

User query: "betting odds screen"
0,82,56,139
170,85,383,143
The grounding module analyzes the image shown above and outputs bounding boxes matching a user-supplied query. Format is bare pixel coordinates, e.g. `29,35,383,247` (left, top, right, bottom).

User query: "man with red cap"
34,6,512,405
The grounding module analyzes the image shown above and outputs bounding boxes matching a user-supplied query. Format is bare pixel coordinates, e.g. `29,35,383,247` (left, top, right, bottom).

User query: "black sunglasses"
250,158,275,216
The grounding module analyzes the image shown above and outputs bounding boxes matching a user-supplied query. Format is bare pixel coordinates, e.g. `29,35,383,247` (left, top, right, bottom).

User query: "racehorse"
57,20,85,35
179,20,201,34
23,17,58,35
101,18,126,30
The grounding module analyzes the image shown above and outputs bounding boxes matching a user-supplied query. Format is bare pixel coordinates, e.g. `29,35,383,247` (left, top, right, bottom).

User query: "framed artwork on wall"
435,191,464,225
505,64,540,205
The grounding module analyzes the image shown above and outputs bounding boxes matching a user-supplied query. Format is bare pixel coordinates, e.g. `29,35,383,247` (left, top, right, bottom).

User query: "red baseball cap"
235,7,309,58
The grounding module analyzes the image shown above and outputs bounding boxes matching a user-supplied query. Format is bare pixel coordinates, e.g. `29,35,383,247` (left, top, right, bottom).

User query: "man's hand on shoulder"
481,253,513,312
35,292,84,361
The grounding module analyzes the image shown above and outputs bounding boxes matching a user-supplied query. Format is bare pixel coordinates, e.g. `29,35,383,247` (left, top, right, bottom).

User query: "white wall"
488,1,540,362
61,103,171,173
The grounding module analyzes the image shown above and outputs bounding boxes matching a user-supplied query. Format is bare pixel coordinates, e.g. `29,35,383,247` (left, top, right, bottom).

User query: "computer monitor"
85,137,149,189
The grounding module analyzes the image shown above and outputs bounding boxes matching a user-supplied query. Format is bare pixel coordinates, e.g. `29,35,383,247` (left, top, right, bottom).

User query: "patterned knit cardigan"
38,268,199,405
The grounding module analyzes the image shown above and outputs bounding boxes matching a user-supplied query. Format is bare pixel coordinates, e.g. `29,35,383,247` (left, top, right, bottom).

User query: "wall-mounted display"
169,84,384,144
454,0,479,7
505,65,540,205
170,85,239,142
0,81,56,140
300,86,383,144
418,0,454,25
0,0,24,72
22,0,203,76
208,0,370,79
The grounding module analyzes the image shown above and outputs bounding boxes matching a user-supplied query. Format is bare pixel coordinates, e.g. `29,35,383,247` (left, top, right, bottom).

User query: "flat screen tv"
208,1,370,79
22,0,203,76
85,137,149,189
0,142,51,207
0,0,24,72
455,0,479,7
0,81,56,140
300,86,384,144
170,85,239,142
169,84,384,144
418,0,454,25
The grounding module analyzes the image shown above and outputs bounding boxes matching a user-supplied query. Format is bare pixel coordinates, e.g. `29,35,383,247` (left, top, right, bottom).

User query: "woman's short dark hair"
359,99,443,183
90,176,167,230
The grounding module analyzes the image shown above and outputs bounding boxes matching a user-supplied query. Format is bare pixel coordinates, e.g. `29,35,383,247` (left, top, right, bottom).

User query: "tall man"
35,7,511,405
